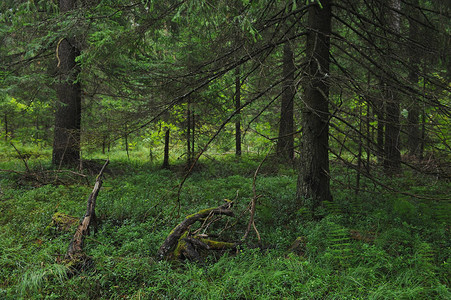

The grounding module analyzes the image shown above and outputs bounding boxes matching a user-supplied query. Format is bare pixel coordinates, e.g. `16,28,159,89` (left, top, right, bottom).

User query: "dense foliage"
0,0,449,298
0,150,450,298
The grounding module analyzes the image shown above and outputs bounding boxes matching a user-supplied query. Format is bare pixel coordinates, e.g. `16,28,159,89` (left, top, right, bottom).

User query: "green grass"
0,144,449,299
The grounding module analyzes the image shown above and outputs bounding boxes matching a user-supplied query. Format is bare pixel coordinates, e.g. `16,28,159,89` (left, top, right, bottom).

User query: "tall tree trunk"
52,0,81,167
186,97,192,167
375,95,384,162
407,0,421,158
235,66,242,156
296,0,333,213
383,0,402,174
124,125,129,160
191,112,195,158
277,41,295,162
162,128,170,169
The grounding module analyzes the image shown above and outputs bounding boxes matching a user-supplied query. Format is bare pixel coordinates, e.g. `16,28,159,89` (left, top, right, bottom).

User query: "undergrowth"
0,146,449,299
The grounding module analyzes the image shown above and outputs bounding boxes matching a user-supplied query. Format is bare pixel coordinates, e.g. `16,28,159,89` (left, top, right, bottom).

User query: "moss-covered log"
156,201,235,261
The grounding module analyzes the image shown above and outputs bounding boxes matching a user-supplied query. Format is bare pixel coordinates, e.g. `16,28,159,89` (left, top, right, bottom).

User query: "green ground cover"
0,148,449,299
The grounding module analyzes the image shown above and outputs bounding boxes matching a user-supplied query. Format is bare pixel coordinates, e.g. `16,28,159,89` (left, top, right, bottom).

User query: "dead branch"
156,201,234,261
242,146,272,242
66,159,109,262
10,142,31,173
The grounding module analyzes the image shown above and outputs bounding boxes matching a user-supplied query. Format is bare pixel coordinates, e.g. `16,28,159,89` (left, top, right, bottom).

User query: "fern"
323,200,341,215
325,221,352,269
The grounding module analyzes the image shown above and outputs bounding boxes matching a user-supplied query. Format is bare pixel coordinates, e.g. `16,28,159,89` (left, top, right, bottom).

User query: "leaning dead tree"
65,160,109,269
157,201,237,261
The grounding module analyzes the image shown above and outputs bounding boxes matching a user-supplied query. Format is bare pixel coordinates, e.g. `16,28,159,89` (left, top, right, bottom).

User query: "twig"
10,143,30,173
242,145,273,242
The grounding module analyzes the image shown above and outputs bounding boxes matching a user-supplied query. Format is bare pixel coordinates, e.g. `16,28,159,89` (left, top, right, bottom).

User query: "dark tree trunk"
235,67,242,156
52,0,81,167
162,128,170,169
125,128,129,160
383,0,402,174
277,41,295,162
186,97,192,167
407,0,421,158
191,113,195,158
375,96,385,162
383,88,401,172
296,0,333,213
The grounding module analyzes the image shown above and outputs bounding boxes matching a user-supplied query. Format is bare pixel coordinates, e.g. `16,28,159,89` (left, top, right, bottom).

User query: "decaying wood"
157,201,235,261
66,159,109,261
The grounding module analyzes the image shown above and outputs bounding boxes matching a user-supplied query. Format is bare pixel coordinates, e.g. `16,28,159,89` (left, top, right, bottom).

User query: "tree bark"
407,0,421,158
66,160,109,260
186,97,192,167
296,0,333,213
235,66,242,156
162,128,170,169
375,96,384,162
277,41,295,162
383,0,402,174
52,0,81,167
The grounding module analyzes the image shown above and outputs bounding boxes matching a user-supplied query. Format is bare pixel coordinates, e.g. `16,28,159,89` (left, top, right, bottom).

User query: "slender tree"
52,0,81,167
235,66,242,156
276,41,295,162
297,0,333,213
162,128,170,169
383,0,402,174
406,0,421,158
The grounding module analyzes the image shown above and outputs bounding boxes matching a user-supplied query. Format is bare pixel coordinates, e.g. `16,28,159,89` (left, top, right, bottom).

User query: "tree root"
157,201,237,261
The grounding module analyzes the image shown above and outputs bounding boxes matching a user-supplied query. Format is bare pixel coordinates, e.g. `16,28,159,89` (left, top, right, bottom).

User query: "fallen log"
157,201,236,261
65,159,109,270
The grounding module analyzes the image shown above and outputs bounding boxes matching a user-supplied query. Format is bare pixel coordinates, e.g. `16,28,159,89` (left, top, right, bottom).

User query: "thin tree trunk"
186,97,192,167
407,0,421,158
383,0,402,174
124,125,129,160
420,99,426,159
375,96,384,162
162,128,170,169
235,66,242,156
277,41,295,162
191,113,195,158
366,73,371,172
52,0,81,167
356,101,363,195
296,0,333,213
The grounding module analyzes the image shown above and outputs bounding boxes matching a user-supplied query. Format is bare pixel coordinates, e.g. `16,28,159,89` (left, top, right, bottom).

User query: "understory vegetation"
0,145,449,299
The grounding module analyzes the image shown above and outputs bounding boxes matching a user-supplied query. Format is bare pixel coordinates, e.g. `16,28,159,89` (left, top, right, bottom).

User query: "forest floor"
0,147,450,299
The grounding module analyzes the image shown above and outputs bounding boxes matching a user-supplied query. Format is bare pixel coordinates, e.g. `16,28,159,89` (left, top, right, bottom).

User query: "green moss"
185,207,216,220
50,212,79,232
199,238,235,250
172,231,189,259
